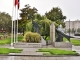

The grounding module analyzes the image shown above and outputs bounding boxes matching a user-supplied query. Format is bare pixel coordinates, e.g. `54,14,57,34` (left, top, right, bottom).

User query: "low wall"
53,42,72,48
14,42,41,48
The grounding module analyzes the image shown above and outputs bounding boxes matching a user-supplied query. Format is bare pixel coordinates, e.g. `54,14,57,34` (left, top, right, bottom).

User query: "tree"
20,4,38,20
77,28,80,33
19,4,38,35
45,7,66,27
34,13,45,20
67,29,71,33
0,12,12,33
71,28,75,33
39,17,52,40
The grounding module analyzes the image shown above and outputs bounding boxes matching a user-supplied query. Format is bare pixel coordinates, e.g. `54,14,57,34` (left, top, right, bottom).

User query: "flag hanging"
15,0,18,6
18,0,20,9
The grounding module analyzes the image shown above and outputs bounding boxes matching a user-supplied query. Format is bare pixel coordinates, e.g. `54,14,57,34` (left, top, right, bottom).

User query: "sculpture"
32,20,40,34
56,25,73,42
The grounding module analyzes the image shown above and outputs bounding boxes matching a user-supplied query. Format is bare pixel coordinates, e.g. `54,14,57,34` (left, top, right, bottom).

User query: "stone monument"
49,23,55,45
49,24,72,50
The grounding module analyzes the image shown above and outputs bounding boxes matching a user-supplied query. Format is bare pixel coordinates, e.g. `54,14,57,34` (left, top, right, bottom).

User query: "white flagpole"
14,4,17,43
11,20,14,47
16,0,20,43
16,6,18,43
11,0,15,48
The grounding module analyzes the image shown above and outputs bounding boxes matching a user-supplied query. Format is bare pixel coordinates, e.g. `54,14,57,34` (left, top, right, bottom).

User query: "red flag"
14,0,18,6
18,0,20,9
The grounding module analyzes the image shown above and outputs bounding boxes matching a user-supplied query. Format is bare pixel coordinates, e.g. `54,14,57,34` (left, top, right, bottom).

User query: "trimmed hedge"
23,32,41,43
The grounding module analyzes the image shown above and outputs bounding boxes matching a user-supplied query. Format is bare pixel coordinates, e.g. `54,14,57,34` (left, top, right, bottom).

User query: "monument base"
53,42,72,48
14,42,42,48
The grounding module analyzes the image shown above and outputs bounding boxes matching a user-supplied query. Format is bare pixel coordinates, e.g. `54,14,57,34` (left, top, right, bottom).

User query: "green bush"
23,32,41,43
0,35,3,39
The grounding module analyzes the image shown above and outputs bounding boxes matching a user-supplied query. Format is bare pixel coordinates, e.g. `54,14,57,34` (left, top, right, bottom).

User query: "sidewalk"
0,44,80,55
15,48,43,55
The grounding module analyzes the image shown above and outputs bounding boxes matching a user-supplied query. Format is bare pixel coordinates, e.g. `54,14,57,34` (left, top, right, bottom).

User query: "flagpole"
11,19,14,47
14,5,16,43
16,0,20,42
11,0,15,48
16,6,18,43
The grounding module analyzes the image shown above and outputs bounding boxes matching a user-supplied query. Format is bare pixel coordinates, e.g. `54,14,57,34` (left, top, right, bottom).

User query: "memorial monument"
50,23,72,49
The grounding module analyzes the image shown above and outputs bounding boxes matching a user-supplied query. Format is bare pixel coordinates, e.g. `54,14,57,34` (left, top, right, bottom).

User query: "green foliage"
39,18,52,40
77,28,80,33
43,36,50,41
45,7,66,21
26,21,32,31
67,28,75,33
20,4,37,20
18,36,24,42
0,12,12,33
37,48,79,56
0,48,22,54
26,19,40,32
19,4,38,34
34,13,45,20
45,7,66,27
67,29,71,33
24,32,41,43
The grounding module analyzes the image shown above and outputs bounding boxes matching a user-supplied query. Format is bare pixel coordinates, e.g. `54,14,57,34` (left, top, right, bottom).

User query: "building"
65,20,80,33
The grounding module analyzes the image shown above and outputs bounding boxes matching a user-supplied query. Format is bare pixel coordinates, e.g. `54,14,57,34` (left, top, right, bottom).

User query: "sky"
0,0,80,21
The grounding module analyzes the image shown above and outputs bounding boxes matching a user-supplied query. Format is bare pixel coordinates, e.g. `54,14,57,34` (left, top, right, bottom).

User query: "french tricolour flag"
14,0,20,9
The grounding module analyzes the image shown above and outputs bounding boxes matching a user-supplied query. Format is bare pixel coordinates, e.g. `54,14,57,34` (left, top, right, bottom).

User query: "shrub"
0,35,3,39
23,32,41,43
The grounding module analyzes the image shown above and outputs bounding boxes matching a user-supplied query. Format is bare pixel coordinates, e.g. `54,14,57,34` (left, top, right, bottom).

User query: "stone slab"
53,42,72,48
41,36,46,46
14,42,42,48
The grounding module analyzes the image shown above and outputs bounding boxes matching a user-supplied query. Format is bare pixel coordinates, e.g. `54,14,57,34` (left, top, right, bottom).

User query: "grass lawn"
0,38,11,45
18,36,23,42
37,48,79,56
63,38,80,46
0,36,23,45
0,48,22,54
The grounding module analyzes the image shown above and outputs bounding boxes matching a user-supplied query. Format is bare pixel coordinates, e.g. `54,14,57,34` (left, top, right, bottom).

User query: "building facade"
65,20,80,33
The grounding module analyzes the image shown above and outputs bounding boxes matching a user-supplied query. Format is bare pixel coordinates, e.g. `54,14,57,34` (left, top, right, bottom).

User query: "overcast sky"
0,0,80,21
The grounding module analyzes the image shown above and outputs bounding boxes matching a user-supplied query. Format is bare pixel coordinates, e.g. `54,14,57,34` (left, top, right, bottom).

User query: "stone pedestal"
49,23,55,44
41,36,46,46
53,42,72,50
